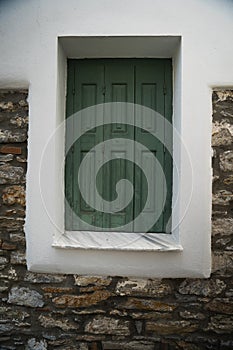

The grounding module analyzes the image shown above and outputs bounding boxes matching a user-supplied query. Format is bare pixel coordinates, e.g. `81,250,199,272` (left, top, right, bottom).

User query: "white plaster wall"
0,0,233,277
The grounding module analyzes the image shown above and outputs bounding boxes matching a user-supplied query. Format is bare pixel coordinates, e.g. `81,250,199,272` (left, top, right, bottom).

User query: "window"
65,59,172,234
27,36,211,277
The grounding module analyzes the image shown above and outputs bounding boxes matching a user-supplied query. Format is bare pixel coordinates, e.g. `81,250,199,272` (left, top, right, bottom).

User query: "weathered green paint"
103,60,135,230
134,60,165,232
65,59,172,232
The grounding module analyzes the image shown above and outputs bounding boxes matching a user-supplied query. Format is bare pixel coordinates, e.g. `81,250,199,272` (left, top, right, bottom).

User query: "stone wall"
0,90,232,350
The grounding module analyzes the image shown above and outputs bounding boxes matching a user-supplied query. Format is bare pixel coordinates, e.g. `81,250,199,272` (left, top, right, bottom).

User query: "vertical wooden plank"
103,60,135,231
72,59,104,230
134,59,165,232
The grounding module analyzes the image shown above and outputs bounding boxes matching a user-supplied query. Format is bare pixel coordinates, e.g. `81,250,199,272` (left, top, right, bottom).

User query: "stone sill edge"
52,231,183,251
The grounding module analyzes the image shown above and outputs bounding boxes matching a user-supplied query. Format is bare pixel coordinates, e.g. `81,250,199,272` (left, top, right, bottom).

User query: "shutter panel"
134,60,165,232
66,60,105,230
103,60,135,231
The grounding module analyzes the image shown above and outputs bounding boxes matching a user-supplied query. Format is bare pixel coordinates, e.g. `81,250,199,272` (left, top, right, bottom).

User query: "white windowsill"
53,231,183,251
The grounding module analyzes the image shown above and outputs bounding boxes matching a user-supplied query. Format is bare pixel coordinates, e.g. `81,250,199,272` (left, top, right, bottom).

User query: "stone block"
0,129,27,143
24,272,66,284
178,279,226,297
74,275,112,287
52,290,112,308
130,311,172,319
205,298,233,314
212,190,233,206
223,175,233,185
0,154,13,162
0,101,14,110
212,218,233,236
26,338,47,350
118,298,176,312
102,341,155,350
212,128,233,146
0,256,9,266
0,266,18,280
39,314,77,331
0,146,22,155
207,315,233,334
179,310,205,320
0,323,13,335
9,232,26,244
1,242,17,250
212,252,233,273
85,316,130,335
10,251,26,265
0,217,24,231
2,185,25,206
220,151,233,172
41,286,74,293
0,165,24,184
146,320,198,335
0,279,9,292
8,287,44,307
115,278,172,297
10,115,28,127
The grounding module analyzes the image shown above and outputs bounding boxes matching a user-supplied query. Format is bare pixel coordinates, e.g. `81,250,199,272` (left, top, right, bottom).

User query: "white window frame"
26,36,212,277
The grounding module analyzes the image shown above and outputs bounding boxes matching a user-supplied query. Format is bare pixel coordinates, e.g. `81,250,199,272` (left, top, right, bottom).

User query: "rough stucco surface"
0,90,233,349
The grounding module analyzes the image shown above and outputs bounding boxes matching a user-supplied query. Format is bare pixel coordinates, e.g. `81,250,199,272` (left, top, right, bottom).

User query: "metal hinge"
102,85,106,95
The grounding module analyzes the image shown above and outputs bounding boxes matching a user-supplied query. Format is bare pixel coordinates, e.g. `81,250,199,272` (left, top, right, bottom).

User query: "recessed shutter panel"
134,60,165,233
103,60,135,231
66,60,105,230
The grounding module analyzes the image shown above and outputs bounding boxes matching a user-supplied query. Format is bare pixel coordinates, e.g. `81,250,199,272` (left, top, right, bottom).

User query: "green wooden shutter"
65,58,172,233
134,60,165,232
103,60,135,230
66,60,105,230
